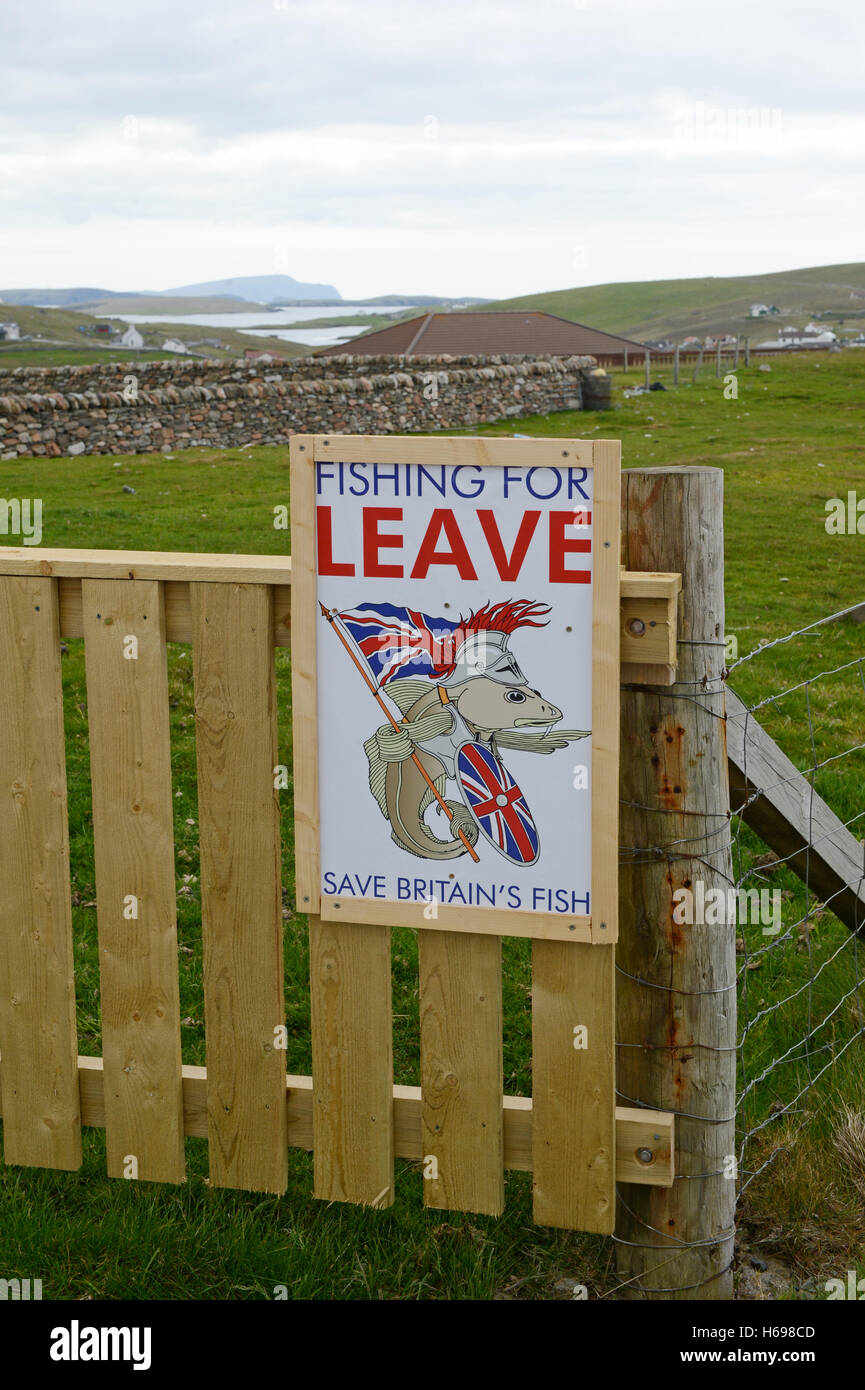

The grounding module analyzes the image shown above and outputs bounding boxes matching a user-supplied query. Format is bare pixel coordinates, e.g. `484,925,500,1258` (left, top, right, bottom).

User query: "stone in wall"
0,353,595,458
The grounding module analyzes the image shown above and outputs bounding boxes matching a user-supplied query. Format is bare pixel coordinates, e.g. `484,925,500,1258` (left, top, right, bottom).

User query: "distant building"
777,326,837,346
315,310,646,363
119,325,144,349
750,303,769,317
755,327,837,348
0,322,20,341
161,338,189,354
94,323,114,336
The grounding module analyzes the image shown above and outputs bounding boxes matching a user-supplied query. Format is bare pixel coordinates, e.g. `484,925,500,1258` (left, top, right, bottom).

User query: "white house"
750,303,769,317
756,327,838,349
161,338,189,354
120,325,144,349
777,326,837,346
0,322,21,340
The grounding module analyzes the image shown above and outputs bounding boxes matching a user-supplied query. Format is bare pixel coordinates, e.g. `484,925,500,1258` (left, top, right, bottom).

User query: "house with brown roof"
317,310,646,364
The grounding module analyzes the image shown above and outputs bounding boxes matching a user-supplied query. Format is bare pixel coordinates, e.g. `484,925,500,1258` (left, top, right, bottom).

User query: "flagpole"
320,604,480,863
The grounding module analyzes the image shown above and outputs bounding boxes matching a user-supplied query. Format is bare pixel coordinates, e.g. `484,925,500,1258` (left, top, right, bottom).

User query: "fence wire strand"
614,604,865,1295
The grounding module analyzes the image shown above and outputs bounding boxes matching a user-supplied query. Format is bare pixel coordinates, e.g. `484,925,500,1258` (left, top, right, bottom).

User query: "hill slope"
163,274,341,303
483,262,865,342
0,276,342,309
77,296,268,316
0,304,309,362
0,287,149,308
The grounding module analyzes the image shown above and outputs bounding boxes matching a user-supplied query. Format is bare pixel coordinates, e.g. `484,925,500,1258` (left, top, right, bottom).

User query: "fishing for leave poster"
304,445,602,925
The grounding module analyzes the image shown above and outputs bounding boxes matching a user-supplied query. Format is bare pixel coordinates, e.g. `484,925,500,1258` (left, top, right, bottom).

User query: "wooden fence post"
691,345,704,383
673,343,680,386
616,467,736,1300
623,349,628,373
745,338,751,367
733,336,740,370
644,351,650,389
715,341,722,378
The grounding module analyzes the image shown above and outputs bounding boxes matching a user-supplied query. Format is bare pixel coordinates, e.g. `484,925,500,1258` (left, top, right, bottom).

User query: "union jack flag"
457,742,539,865
337,602,462,686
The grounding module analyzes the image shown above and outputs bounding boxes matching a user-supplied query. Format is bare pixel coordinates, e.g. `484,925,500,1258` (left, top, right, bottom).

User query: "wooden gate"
0,543,674,1230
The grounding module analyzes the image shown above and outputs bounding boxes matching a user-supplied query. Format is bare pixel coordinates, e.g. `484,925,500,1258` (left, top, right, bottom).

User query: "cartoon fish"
324,599,589,863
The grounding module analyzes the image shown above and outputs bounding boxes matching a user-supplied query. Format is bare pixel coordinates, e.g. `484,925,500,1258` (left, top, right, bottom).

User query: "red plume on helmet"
460,599,551,636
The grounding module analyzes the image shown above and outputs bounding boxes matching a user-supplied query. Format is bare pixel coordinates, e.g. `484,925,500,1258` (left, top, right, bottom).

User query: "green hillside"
484,262,865,343
0,303,309,364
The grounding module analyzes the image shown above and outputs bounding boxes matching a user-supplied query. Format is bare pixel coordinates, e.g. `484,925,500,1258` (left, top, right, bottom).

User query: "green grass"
280,311,413,330
483,260,865,345
1,351,864,1298
0,349,186,369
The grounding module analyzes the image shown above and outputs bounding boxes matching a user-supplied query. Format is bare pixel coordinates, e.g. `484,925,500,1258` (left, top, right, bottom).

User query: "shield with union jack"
456,741,540,865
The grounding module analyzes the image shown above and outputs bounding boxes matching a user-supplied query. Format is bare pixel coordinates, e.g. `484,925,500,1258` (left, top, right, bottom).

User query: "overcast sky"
1,0,863,299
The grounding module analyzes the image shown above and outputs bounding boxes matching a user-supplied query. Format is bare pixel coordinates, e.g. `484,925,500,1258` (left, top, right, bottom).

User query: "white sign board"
291,437,619,943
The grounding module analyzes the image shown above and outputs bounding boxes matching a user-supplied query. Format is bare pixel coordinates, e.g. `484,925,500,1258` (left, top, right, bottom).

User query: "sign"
290,436,620,943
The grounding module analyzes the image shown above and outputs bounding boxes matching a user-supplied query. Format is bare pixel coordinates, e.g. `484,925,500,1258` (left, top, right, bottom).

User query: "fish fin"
494,728,591,753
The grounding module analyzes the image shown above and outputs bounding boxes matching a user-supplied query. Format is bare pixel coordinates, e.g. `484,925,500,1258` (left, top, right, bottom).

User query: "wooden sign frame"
290,435,620,946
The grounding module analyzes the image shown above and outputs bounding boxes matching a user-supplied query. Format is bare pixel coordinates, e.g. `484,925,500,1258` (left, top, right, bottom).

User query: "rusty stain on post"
617,468,735,1301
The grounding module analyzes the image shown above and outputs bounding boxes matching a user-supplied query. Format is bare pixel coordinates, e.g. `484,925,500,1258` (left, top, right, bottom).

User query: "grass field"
484,261,865,347
0,349,187,369
0,351,863,1300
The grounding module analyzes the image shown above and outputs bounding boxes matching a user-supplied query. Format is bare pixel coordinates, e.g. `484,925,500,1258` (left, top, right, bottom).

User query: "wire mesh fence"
729,604,865,1200
613,597,865,1296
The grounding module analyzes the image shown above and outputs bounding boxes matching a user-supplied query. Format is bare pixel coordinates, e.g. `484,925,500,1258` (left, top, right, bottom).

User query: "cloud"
1,0,863,295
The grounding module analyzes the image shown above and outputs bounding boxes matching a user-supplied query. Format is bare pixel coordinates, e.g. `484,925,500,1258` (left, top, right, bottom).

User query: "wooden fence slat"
82,578,185,1183
309,916,394,1207
531,940,616,1232
0,576,82,1170
419,931,504,1215
726,687,865,933
190,581,287,1194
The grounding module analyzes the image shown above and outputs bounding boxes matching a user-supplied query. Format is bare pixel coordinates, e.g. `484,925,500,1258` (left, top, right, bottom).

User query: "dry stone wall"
0,354,594,458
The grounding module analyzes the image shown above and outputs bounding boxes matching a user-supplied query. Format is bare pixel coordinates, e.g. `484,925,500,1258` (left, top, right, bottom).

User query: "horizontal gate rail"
0,1051,675,1186
0,547,671,663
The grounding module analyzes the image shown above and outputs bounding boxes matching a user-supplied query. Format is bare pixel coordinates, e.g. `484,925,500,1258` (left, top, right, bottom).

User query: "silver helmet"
441,628,527,688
